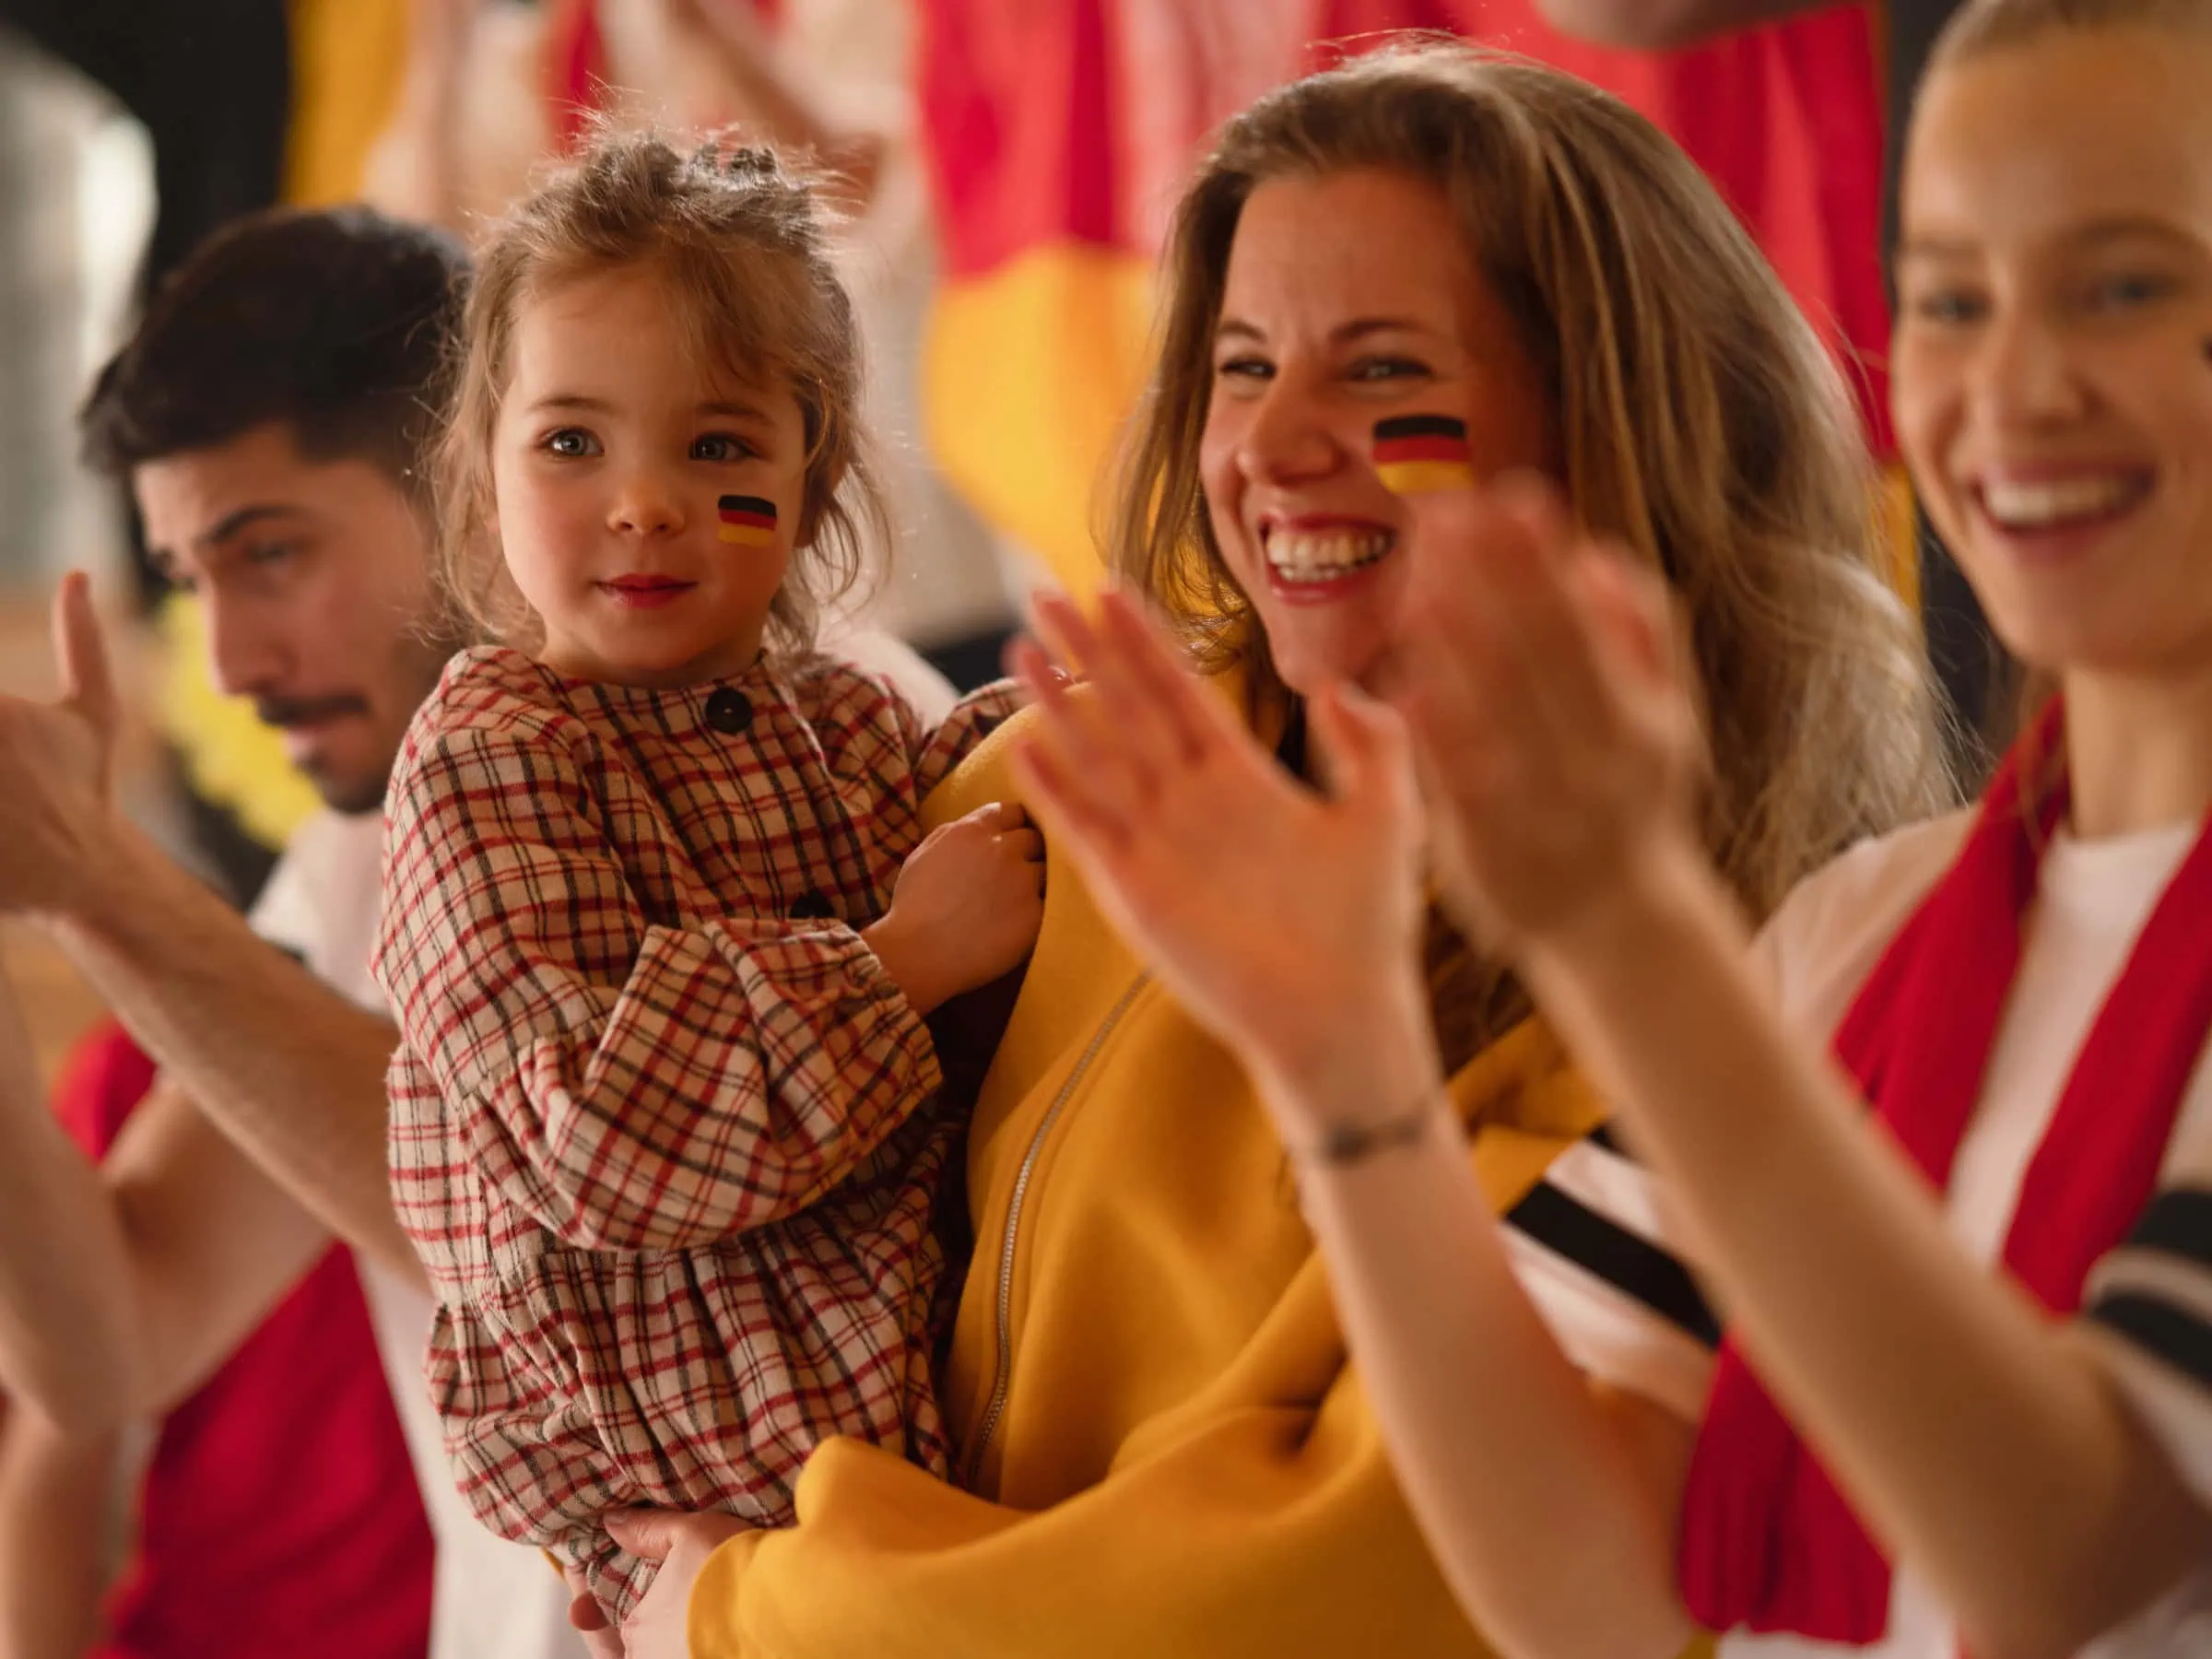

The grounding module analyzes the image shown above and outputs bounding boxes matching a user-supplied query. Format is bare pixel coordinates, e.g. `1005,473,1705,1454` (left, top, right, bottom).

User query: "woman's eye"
1215,356,1273,382
1347,356,1430,382
1904,288,1986,326
544,429,599,458
691,432,755,463
2084,271,2171,312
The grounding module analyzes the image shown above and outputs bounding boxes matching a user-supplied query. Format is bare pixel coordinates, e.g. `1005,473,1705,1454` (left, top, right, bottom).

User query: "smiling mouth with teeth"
1265,527,1395,583
1978,474,2153,532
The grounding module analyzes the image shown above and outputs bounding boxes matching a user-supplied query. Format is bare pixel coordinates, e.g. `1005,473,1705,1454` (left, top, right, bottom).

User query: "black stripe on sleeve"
2088,1290,2212,1393
2124,1187,2212,1273
1507,1179,1722,1349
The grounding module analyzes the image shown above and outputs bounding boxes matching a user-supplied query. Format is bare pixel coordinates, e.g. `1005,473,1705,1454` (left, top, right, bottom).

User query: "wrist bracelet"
1294,1094,1448,1169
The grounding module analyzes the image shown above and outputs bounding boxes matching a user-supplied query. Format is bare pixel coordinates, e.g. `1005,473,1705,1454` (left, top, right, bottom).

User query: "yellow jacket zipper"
962,973,1151,1488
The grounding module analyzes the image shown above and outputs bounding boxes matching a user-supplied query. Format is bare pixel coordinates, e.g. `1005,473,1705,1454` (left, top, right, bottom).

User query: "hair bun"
692,136,782,182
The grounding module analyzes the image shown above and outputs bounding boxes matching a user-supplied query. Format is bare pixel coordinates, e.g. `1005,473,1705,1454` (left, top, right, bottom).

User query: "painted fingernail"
1374,416,1475,495
717,494,777,547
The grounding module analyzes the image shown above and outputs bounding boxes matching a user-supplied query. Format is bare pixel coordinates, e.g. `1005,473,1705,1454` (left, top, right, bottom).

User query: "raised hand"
1382,475,1705,956
1007,588,1430,1094
0,572,124,918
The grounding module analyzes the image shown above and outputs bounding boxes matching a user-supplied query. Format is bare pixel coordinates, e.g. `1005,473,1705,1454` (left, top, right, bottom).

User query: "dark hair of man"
79,206,469,504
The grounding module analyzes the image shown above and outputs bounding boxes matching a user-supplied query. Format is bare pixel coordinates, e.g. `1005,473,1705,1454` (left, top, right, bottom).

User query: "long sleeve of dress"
377,720,940,1254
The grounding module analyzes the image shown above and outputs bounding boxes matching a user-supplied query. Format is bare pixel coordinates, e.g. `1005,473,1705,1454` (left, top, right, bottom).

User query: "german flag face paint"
717,494,778,547
1373,415,1475,496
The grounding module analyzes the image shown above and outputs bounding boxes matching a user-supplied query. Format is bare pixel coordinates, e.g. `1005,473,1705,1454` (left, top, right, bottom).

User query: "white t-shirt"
1504,810,2212,1659
250,809,587,1659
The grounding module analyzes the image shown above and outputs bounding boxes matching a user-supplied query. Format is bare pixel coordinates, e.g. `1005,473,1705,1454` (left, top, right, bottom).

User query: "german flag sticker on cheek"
1373,416,1475,496
717,495,778,547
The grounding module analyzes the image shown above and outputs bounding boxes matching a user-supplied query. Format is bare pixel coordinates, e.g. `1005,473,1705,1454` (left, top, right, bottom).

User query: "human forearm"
50,821,418,1284
677,0,840,158
0,1409,120,1659
0,978,147,1427
1522,844,2211,1657
359,0,471,231
1257,1018,1689,1659
1532,0,1827,50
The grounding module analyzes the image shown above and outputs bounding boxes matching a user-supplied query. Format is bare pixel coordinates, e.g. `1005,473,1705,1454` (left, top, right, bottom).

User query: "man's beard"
286,616,472,818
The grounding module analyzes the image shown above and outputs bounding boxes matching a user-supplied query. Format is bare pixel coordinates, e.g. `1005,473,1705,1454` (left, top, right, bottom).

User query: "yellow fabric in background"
1880,463,1920,610
923,242,1156,596
154,594,322,849
282,0,410,206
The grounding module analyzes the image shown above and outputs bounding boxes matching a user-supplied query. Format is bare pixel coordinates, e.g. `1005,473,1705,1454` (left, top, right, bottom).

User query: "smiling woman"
639,41,1956,1659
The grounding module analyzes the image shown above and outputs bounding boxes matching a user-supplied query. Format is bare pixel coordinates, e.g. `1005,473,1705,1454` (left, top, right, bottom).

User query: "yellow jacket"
688,699,1612,1657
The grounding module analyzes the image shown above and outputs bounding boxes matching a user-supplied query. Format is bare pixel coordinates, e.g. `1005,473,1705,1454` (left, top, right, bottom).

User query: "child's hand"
865,802,1044,1015
1007,589,1430,1097
1387,473,1707,958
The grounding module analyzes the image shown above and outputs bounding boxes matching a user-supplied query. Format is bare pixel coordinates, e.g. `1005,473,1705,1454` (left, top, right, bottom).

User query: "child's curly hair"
435,131,884,658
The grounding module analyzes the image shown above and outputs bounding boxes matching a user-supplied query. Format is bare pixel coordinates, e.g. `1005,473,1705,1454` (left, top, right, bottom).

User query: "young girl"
1006,1,2212,1653
371,134,1041,1622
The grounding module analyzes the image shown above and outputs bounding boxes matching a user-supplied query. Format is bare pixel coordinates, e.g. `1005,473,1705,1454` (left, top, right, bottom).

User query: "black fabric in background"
2,0,291,904
1885,0,2002,788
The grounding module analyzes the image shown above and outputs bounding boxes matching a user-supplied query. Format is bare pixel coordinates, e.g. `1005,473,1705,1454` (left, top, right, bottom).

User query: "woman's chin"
1268,630,1392,700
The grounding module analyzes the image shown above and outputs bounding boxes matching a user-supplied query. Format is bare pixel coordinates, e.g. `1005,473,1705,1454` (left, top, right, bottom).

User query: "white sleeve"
242,812,389,1014
1509,819,1974,1427
2084,1176,2212,1509
1503,1124,1719,1423
245,839,316,959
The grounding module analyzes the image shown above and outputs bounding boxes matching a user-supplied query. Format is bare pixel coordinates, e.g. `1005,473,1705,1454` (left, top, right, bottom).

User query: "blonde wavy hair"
434,131,884,659
1116,44,1955,1060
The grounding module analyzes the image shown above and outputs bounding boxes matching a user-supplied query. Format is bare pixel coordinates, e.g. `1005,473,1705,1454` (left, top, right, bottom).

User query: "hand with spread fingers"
1386,475,1707,958
0,572,124,921
1007,588,1431,1098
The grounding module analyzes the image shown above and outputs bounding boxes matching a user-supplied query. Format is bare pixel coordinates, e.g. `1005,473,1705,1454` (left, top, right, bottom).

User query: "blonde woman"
582,45,1950,1658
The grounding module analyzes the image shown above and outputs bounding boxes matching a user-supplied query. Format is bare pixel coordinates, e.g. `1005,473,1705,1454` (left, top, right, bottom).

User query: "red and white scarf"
1678,700,2212,1642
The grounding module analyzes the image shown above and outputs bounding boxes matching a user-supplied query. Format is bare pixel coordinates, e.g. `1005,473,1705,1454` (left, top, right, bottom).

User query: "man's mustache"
254,693,371,728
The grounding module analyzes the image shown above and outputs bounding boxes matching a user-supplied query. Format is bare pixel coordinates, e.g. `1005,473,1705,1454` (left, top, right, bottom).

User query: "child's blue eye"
691,433,754,463
544,429,599,458
2086,272,2171,311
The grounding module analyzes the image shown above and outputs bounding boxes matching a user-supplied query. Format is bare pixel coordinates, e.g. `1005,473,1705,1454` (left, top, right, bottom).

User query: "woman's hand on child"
865,802,1045,1015
559,1510,750,1659
1386,474,1707,959
562,1565,623,1659
1008,588,1430,1097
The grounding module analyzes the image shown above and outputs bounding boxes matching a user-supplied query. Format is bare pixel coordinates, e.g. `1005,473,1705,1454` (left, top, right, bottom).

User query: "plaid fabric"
374,645,1018,1619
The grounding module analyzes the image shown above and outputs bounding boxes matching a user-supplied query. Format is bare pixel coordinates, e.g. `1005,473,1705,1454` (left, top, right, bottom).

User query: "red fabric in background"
1318,0,1893,454
915,0,1892,454
48,1021,432,1659
917,0,1124,276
